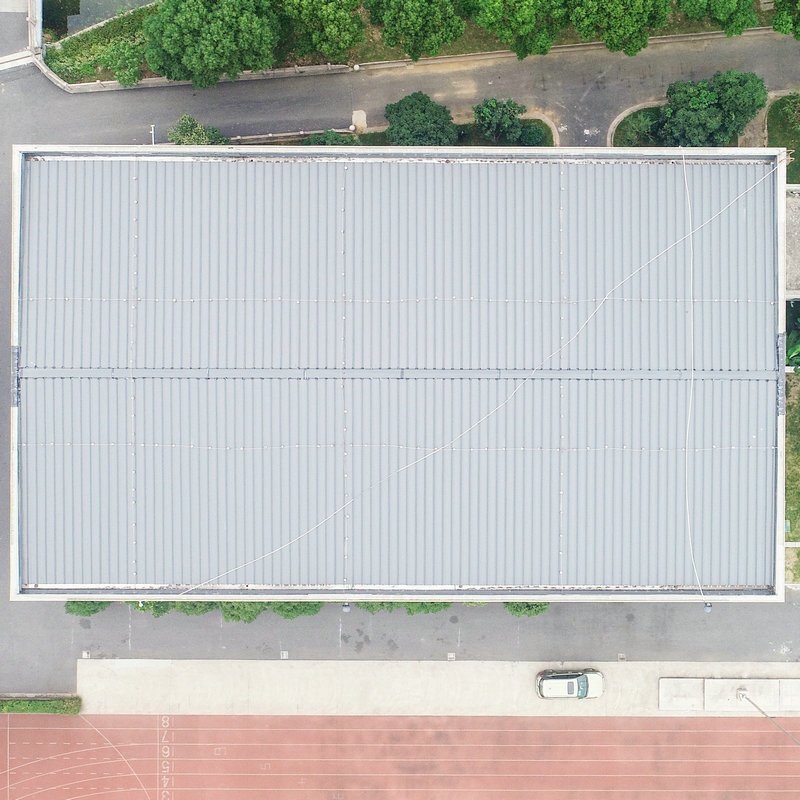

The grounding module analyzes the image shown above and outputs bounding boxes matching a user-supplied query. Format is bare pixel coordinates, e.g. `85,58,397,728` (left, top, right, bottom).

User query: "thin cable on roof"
178,153,788,594
681,148,704,601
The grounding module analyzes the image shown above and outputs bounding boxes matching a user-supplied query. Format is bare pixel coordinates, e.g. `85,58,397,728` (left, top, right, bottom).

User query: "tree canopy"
659,70,767,146
473,97,527,142
384,91,459,145
280,0,363,61
774,0,800,38
679,0,758,36
382,0,465,60
569,0,669,56
144,0,280,88
475,0,568,58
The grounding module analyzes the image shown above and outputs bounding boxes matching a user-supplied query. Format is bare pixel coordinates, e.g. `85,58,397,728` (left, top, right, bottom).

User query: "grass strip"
768,96,800,185
0,697,82,714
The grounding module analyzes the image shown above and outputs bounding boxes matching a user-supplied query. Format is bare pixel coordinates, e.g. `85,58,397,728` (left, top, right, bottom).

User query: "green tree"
774,0,800,38
101,40,144,87
302,130,359,145
127,601,175,617
65,601,112,617
167,115,231,145
268,601,324,618
475,0,568,58
568,0,669,56
504,601,550,617
679,0,758,36
384,92,459,145
473,97,527,142
659,70,767,146
711,69,768,136
281,0,363,61
174,601,219,615
144,0,280,88
218,602,270,622
382,0,465,60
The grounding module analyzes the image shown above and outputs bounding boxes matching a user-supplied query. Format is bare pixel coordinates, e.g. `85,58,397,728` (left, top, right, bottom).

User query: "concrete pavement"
76,658,800,716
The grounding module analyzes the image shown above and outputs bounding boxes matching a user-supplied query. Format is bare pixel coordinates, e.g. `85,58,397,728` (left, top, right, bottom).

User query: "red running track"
1,714,800,799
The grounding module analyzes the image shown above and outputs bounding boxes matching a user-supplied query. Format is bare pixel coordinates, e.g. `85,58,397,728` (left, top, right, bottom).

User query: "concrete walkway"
77,658,800,716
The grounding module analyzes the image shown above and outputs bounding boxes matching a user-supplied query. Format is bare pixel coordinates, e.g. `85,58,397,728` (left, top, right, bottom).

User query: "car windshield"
576,675,588,699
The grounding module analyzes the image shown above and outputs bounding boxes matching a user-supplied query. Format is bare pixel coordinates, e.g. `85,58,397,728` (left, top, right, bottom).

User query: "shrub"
504,602,550,617
219,602,270,623
355,602,398,613
268,602,324,619
65,601,112,617
127,601,175,617
355,601,452,614
518,121,545,146
614,107,661,147
399,602,452,615
43,5,155,84
174,601,219,615
100,40,144,87
384,92,459,146
302,130,359,145
167,115,231,145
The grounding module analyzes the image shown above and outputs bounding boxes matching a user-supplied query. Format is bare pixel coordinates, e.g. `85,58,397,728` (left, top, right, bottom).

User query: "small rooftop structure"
11,145,786,601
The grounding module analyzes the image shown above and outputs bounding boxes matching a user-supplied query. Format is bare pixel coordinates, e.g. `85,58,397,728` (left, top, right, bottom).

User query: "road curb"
35,25,781,94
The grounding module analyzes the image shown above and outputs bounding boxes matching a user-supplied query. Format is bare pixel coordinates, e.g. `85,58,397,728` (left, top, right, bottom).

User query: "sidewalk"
77,658,800,716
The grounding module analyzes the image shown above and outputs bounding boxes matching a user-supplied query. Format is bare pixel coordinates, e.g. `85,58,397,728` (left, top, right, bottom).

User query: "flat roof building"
10,146,786,601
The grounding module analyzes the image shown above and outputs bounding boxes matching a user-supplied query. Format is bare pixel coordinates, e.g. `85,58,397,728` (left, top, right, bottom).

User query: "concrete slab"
780,678,800,710
705,678,779,712
77,659,800,717
659,677,704,711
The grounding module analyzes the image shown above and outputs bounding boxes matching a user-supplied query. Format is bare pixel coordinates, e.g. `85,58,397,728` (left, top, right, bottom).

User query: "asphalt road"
2,28,800,693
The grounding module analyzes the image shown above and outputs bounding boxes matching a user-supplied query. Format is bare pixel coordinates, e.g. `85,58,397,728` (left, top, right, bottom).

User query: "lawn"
0,697,81,714
768,96,800,185
786,373,800,542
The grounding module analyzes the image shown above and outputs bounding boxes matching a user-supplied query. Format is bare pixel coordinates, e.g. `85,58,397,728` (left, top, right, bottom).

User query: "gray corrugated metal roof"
14,147,784,597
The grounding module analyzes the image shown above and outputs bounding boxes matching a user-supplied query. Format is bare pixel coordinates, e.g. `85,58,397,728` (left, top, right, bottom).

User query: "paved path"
3,30,800,694
2,713,800,798
74,659,800,717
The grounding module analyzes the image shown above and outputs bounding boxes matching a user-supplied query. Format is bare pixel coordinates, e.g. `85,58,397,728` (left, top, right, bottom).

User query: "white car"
536,669,604,699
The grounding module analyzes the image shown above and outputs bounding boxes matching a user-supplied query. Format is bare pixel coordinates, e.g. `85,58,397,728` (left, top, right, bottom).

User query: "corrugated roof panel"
15,148,783,595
